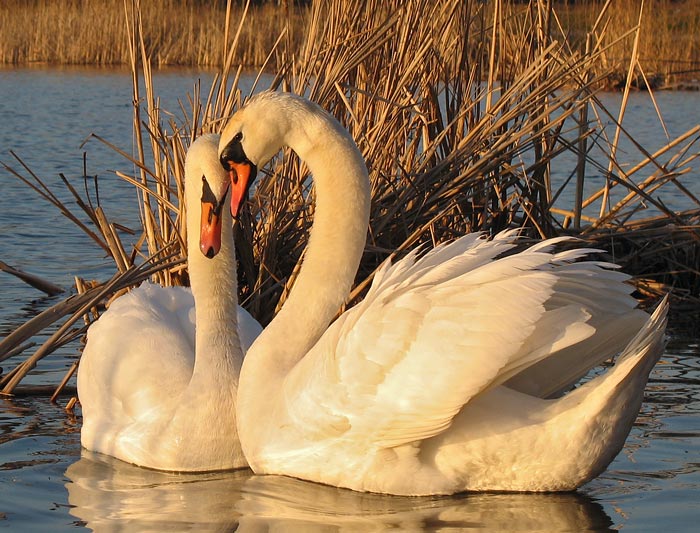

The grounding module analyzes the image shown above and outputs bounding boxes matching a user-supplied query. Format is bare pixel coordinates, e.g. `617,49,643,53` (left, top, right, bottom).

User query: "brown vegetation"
557,0,700,89
1,0,700,88
0,0,308,67
1,0,699,396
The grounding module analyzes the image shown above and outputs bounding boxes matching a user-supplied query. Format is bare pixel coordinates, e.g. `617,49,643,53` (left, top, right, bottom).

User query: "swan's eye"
233,132,243,143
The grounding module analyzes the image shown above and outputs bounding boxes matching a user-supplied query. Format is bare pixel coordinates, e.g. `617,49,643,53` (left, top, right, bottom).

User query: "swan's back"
79,283,194,425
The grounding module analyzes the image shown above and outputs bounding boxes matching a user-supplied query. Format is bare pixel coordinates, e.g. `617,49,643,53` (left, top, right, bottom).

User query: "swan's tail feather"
614,294,669,374
568,294,668,408
504,260,647,398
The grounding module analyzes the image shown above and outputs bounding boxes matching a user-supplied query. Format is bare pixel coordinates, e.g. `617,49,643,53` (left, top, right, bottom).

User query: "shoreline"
4,62,699,93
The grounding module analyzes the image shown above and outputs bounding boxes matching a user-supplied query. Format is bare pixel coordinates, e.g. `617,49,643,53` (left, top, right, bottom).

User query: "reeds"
1,0,699,396
2,0,700,88
0,0,308,67
557,0,700,89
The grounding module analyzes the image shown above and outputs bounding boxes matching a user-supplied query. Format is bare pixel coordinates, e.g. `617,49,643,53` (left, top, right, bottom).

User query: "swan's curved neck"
186,193,242,385
246,110,370,376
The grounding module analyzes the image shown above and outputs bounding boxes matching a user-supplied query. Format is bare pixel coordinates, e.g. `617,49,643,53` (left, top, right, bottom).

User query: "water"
550,90,700,219
1,67,699,531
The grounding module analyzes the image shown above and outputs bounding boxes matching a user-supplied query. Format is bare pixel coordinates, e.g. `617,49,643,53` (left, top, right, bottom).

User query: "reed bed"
557,0,700,89
1,0,699,397
2,0,700,88
0,0,308,67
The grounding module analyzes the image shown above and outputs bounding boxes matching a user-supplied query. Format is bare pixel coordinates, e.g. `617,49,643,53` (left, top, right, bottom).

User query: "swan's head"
219,91,321,219
185,133,231,259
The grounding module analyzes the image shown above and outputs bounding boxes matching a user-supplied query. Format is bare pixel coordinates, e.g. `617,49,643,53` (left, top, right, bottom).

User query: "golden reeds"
1,0,699,396
3,0,700,88
557,0,700,89
0,0,308,67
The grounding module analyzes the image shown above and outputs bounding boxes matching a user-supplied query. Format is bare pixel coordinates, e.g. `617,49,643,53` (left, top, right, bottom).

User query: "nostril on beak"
205,247,216,259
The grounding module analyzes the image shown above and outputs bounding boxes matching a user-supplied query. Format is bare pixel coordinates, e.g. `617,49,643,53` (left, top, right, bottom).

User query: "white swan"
219,91,668,495
78,133,262,471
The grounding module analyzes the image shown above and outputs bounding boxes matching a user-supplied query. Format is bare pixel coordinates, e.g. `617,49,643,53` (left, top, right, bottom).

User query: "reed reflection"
66,451,615,532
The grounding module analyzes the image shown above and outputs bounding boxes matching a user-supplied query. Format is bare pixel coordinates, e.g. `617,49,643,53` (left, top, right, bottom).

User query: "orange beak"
200,200,223,258
199,180,230,259
224,161,254,219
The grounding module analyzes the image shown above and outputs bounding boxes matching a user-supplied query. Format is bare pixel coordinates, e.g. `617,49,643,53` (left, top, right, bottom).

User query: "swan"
78,133,262,471
218,91,668,495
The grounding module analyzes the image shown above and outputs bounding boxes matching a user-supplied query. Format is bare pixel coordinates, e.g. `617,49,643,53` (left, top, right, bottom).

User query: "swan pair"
78,91,668,495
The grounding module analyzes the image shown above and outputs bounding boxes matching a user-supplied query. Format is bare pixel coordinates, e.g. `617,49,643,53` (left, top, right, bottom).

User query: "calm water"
1,67,699,531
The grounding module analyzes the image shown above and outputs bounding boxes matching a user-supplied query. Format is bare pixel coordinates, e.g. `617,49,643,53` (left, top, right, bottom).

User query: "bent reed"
1,0,699,397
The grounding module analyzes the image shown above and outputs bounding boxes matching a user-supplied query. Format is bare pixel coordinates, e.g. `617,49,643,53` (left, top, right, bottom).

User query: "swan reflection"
65,451,615,532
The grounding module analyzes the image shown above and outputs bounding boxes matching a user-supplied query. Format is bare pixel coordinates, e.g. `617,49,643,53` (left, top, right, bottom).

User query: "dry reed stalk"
599,1,645,218
1,153,110,255
50,360,79,403
0,261,64,296
577,123,700,230
587,209,700,306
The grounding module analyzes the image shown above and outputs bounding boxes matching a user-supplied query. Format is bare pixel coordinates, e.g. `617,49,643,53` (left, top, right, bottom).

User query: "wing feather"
283,232,625,449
